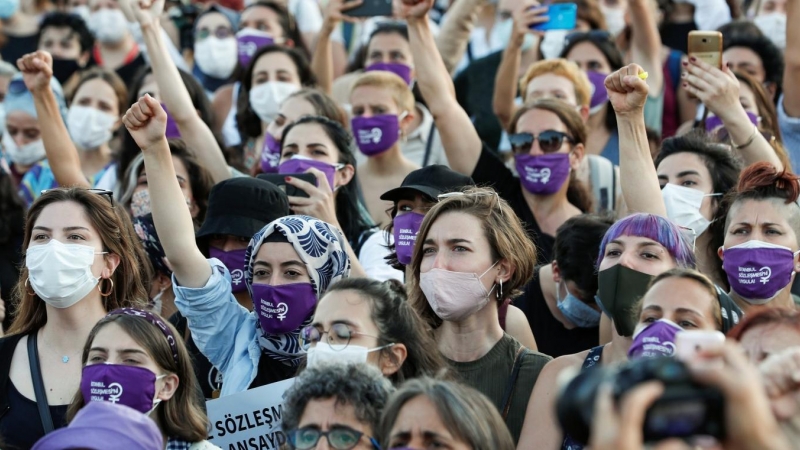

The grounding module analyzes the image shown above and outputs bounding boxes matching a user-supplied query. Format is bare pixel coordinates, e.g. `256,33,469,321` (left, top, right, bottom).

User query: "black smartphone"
344,0,392,17
257,173,317,198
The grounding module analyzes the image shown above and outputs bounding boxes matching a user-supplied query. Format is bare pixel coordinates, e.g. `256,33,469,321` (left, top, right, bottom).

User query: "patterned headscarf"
244,215,351,365
132,214,172,277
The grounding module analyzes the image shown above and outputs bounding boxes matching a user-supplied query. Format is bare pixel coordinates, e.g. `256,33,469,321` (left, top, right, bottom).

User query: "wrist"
406,15,429,27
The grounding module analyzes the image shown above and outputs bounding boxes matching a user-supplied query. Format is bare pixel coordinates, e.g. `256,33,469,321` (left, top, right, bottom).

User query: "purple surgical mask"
587,71,609,114
80,364,162,414
627,319,681,360
365,62,413,86
278,156,339,189
515,153,571,195
237,29,274,67
705,111,758,133
351,114,401,156
260,133,281,174
722,240,799,304
393,211,425,265
251,282,317,334
161,103,181,139
210,247,248,293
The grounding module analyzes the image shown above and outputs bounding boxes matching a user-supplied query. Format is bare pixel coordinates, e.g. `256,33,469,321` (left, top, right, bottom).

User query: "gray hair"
282,362,395,436
377,377,516,450
0,61,18,78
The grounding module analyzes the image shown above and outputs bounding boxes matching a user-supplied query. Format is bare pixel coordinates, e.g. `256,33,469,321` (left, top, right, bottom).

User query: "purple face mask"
627,318,681,360
251,282,317,334
393,211,425,265
722,240,799,304
351,115,401,156
260,133,281,174
161,103,181,138
210,247,248,293
365,62,413,86
278,156,339,189
237,29,274,67
80,364,160,414
515,153,571,195
586,71,609,113
705,111,759,133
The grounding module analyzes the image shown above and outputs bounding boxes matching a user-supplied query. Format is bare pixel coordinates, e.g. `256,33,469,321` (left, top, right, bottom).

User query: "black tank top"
560,345,605,450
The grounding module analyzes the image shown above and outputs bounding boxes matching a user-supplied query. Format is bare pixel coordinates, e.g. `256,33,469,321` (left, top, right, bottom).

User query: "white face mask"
491,17,538,52
0,105,6,137
306,342,394,368
754,13,787,50
661,183,720,237
70,4,90,22
67,105,117,150
89,9,129,44
540,29,570,60
194,37,238,79
2,132,46,166
601,4,627,36
26,240,106,308
248,81,300,124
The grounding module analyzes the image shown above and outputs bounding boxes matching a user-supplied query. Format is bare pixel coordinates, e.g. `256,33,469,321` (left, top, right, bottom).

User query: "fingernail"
690,56,696,62
681,72,687,78
682,61,688,67
284,177,291,182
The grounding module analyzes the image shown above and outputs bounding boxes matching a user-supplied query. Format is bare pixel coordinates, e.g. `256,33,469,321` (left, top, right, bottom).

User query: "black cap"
380,165,475,202
196,177,291,239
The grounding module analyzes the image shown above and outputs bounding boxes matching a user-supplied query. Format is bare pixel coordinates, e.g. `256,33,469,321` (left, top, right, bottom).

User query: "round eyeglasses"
287,426,379,450
299,323,380,351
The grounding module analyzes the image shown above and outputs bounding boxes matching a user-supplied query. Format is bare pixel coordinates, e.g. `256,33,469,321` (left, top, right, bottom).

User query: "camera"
556,357,725,445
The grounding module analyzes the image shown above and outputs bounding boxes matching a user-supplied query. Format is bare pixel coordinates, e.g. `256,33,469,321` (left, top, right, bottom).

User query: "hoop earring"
25,278,36,296
99,278,114,297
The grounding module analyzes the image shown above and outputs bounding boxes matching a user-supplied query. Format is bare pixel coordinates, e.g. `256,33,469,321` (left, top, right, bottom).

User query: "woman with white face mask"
86,0,147,85
0,187,148,449
66,309,216,449
406,187,552,444
191,5,240,95
20,63,127,208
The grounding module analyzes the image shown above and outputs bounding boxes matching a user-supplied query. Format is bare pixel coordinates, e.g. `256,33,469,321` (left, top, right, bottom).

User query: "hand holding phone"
343,0,392,17
675,330,726,362
687,31,723,70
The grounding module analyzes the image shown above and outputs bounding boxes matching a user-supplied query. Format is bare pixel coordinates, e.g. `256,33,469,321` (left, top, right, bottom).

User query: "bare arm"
400,0,481,176
18,51,90,188
506,305,538,351
628,0,663,95
123,0,231,184
124,95,211,288
783,0,800,117
607,64,666,216
434,0,485,75
310,0,361,95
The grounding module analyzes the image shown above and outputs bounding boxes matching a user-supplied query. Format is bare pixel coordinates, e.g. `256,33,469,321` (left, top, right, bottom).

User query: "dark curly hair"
38,12,94,53
723,33,784,95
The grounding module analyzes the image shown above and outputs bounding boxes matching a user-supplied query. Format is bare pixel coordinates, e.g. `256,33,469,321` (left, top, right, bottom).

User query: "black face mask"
51,57,81,85
597,264,655,337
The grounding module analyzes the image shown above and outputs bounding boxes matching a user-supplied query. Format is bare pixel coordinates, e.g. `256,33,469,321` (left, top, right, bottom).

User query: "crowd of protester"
0,0,799,448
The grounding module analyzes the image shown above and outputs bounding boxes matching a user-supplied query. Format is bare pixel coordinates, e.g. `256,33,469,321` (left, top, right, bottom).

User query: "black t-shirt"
514,268,599,359
471,144,555,265
248,353,296,390
1,382,68,450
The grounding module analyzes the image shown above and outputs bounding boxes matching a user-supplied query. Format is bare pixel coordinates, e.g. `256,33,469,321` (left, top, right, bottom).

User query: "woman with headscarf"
124,95,351,395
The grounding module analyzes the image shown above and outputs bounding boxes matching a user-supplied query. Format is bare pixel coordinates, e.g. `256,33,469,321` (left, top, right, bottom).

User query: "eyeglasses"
196,26,234,40
299,323,380,351
509,131,575,154
287,426,380,450
564,30,613,49
40,188,114,206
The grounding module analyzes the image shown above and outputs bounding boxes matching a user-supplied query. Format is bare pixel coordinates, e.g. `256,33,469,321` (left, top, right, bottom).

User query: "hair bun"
736,162,800,204
383,278,408,301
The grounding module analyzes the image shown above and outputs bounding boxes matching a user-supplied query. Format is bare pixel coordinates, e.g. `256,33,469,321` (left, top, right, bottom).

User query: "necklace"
38,330,82,364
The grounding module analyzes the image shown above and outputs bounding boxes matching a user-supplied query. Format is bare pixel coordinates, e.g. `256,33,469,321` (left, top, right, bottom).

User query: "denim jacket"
173,258,260,396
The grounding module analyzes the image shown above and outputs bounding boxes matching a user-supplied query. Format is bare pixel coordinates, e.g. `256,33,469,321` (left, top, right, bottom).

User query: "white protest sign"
206,378,295,450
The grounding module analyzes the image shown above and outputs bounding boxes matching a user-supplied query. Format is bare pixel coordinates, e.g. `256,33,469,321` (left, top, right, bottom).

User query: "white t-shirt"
358,230,404,282
288,0,324,34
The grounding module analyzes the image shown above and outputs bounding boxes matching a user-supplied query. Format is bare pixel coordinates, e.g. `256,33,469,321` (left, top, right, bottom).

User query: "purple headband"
107,308,179,364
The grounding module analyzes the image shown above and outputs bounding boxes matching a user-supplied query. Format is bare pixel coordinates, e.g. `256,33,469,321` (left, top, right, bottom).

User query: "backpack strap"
501,345,530,420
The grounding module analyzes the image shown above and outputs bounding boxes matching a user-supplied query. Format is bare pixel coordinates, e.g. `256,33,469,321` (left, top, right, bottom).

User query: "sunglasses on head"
564,30,612,49
40,188,114,206
509,130,575,154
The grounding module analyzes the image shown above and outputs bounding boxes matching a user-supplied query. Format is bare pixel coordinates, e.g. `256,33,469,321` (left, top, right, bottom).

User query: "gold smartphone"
687,31,723,69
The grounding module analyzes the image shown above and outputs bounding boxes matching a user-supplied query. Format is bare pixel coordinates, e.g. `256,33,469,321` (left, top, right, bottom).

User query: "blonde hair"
519,59,592,108
350,71,415,114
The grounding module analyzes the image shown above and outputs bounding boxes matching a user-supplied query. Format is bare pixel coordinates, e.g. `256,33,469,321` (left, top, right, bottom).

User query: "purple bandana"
260,133,281,173
515,153,571,195
278,156,338,189
365,62,413,86
237,29,274,68
80,364,158,414
161,103,181,138
251,282,317,334
393,212,425,265
210,247,248,293
722,240,798,304
351,115,400,156
628,319,681,360
587,71,609,113
705,111,759,133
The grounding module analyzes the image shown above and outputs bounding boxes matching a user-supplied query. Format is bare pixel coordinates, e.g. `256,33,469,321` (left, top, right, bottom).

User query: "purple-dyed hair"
597,213,696,269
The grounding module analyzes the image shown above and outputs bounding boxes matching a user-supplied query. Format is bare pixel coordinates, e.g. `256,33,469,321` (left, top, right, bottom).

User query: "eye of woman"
677,320,697,329
351,106,365,116
24,129,41,140
680,179,698,187
87,352,107,363
254,268,270,278
640,251,660,260
588,61,604,72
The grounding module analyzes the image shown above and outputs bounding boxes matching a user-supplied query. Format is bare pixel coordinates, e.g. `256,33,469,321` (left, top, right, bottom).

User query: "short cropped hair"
519,59,592,107
351,71,415,114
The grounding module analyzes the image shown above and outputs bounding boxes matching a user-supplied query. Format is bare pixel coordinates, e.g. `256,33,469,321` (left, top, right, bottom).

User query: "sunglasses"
509,131,575,154
40,188,114,206
299,323,380,351
196,26,234,40
564,30,613,49
287,426,379,450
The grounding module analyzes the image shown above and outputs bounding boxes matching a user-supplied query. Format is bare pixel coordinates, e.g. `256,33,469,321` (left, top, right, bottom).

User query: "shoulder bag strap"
501,345,528,420
422,123,437,167
27,332,54,434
